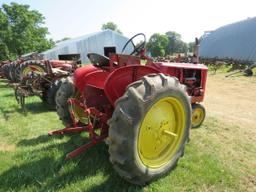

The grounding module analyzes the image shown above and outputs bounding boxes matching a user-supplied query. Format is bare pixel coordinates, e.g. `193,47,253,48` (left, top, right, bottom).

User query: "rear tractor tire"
107,73,191,185
55,77,75,127
191,103,206,128
2,64,12,81
9,62,18,82
14,63,22,82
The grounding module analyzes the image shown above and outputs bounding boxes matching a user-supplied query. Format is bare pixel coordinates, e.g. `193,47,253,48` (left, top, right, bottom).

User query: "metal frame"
48,98,108,160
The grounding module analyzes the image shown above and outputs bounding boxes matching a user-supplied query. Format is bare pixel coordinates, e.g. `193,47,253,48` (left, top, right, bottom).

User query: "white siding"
42,30,133,63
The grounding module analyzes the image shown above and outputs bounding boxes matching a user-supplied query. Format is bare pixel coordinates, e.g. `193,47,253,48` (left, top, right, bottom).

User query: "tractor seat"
87,53,110,67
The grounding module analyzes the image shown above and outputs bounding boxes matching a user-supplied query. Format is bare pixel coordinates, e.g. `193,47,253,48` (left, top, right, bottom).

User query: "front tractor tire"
55,77,75,127
43,80,62,108
107,73,191,185
191,103,206,128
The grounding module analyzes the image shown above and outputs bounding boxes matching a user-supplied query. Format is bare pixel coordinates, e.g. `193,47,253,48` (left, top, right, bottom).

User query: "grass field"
0,71,255,192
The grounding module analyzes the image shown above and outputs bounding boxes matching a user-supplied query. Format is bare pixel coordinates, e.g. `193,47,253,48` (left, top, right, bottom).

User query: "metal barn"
42,29,133,63
199,17,256,62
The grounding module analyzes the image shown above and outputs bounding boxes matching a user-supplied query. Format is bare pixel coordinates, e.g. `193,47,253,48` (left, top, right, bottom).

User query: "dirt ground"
204,73,256,131
201,73,256,191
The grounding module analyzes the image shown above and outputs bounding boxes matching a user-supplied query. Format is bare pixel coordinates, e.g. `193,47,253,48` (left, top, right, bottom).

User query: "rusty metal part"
14,84,31,113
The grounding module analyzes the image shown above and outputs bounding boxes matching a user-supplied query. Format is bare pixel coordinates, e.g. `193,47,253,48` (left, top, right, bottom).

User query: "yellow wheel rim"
192,107,205,127
138,97,186,168
69,93,88,125
22,65,45,77
72,104,88,124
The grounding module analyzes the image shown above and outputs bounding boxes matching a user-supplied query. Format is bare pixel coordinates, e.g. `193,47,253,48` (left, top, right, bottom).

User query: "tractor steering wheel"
122,33,146,55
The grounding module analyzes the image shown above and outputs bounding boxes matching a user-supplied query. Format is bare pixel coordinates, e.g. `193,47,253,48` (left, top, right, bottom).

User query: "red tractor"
0,52,43,82
50,33,207,185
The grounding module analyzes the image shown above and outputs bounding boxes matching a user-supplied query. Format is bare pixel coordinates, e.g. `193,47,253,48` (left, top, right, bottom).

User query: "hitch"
48,98,108,160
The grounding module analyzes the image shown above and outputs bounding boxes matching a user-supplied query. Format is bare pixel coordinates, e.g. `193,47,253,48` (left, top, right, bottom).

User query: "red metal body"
153,62,208,103
49,60,76,71
73,55,207,105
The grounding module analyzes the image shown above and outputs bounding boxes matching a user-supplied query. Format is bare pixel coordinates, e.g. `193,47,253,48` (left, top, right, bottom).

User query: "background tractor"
14,59,80,111
50,33,208,185
0,52,43,82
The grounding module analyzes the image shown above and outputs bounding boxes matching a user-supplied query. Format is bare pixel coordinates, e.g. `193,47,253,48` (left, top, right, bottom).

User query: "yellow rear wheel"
192,103,206,128
138,97,185,168
108,73,191,185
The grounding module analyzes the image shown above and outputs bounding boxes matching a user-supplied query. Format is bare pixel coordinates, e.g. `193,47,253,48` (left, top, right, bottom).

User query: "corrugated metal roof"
42,29,133,63
199,17,256,62
55,31,100,47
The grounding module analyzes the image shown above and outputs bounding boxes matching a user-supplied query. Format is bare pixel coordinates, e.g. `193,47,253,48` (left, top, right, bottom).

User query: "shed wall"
199,17,256,62
43,30,133,63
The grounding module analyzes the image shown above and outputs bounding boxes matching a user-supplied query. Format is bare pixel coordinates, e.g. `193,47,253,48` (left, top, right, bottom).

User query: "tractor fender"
104,65,160,106
73,64,100,93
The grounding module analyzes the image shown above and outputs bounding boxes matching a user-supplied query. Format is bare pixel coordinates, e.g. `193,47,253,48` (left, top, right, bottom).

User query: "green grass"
0,79,253,192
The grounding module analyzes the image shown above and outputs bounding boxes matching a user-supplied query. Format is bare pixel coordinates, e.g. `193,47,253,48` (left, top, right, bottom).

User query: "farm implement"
49,33,208,185
0,52,80,112
0,52,43,82
225,63,256,77
14,59,79,112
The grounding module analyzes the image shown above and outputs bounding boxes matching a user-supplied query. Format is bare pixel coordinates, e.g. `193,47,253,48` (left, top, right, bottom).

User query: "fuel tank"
73,64,110,93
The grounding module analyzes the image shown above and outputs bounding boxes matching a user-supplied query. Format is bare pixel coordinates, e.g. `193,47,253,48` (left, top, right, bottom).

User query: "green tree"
0,43,9,61
165,31,187,55
147,33,169,57
55,37,71,44
188,41,195,53
101,22,122,34
0,2,54,60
